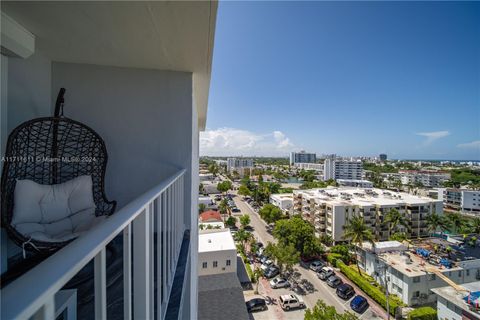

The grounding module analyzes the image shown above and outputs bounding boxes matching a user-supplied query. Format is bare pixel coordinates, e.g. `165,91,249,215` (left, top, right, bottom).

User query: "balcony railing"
1,169,187,320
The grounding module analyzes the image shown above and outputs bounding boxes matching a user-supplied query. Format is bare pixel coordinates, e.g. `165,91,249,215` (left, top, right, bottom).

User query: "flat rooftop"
294,187,439,206
374,236,480,277
199,229,236,253
431,281,480,318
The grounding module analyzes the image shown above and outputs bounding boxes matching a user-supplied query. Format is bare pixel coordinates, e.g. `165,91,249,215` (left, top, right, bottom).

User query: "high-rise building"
379,154,387,161
227,158,253,177
290,151,316,165
323,159,363,181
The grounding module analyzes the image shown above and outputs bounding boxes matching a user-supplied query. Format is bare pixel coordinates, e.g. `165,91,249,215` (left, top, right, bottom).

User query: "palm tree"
426,213,449,235
384,208,410,237
342,214,375,273
470,218,480,234
219,199,230,220
447,213,465,234
235,229,253,253
198,203,207,214
252,267,263,294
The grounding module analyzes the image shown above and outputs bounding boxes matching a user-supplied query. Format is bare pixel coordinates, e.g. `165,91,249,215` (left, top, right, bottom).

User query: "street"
231,192,386,320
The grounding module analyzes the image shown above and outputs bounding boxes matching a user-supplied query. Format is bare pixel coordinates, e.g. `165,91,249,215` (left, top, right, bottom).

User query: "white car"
279,294,305,311
270,277,290,289
260,260,273,271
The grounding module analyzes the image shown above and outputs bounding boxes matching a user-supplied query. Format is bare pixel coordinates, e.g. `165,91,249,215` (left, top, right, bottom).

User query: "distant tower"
379,154,387,161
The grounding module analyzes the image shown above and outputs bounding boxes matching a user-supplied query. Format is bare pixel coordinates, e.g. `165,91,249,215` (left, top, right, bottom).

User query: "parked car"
317,267,335,280
309,260,324,272
245,298,267,312
260,259,273,270
270,277,290,289
336,284,355,300
232,207,241,212
260,256,270,264
264,266,280,279
326,275,343,288
279,294,305,311
350,295,369,313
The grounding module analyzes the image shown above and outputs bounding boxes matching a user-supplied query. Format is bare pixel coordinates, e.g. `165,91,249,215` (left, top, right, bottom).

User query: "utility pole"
378,262,391,320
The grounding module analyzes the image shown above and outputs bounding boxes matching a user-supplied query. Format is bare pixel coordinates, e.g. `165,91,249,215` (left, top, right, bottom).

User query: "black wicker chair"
1,88,116,254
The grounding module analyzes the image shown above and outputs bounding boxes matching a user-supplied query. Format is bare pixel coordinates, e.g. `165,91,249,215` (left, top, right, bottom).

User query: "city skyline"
201,1,480,160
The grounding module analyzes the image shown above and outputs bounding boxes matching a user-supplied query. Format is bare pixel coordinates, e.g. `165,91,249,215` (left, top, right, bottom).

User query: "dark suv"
336,284,355,300
245,298,267,312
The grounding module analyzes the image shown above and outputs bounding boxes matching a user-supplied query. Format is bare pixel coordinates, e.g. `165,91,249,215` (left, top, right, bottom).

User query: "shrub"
245,262,254,282
337,261,400,316
327,253,343,267
407,307,437,320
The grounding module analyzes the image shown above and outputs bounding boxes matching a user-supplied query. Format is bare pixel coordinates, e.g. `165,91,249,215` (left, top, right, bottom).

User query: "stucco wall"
51,62,194,212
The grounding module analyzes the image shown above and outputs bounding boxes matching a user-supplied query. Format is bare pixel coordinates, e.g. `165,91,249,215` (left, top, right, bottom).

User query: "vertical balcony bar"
94,248,106,320
149,201,155,319
133,209,150,319
162,192,168,305
169,186,174,276
156,196,162,319
123,225,132,320
32,296,54,320
174,180,178,258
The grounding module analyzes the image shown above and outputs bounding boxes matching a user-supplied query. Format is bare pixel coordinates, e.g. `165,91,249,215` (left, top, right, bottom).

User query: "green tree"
342,215,375,273
225,216,237,228
198,203,207,214
240,214,251,229
238,185,251,197
304,300,358,320
273,216,324,257
208,163,219,176
258,204,283,224
319,234,334,247
219,199,230,219
264,243,300,273
330,245,351,263
447,212,466,234
217,181,232,194
252,267,264,294
199,183,205,194
389,232,408,242
426,213,450,235
469,217,480,234
235,229,253,253
384,208,410,237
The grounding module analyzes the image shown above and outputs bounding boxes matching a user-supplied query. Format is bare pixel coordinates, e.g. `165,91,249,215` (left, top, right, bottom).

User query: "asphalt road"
231,192,386,320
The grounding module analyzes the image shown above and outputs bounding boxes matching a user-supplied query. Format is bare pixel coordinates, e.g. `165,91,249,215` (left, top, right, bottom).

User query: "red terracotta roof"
199,210,222,222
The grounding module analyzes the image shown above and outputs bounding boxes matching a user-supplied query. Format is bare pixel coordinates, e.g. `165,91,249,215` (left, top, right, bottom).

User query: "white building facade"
323,159,364,181
198,229,238,276
443,189,480,214
290,151,316,165
270,193,294,215
293,187,443,242
227,158,253,177
399,170,451,188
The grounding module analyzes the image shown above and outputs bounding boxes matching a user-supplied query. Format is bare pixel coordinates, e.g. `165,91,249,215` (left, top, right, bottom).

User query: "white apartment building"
294,162,324,172
337,179,373,188
431,281,480,320
357,237,480,307
443,188,480,214
323,159,364,181
270,193,294,215
290,151,316,165
227,158,253,177
198,229,237,276
399,170,451,188
293,187,443,243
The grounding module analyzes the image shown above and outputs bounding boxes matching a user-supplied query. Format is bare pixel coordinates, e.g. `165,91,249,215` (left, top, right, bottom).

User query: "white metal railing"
1,169,186,320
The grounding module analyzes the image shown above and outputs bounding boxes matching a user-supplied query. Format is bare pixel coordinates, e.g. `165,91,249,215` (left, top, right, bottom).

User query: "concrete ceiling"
1,1,217,130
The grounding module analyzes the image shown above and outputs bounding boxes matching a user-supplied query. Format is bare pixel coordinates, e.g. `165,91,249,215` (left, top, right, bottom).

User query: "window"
458,271,462,277
213,261,218,268
226,259,231,266
413,291,420,298
202,262,207,269
413,277,420,283
466,269,470,277
429,274,436,281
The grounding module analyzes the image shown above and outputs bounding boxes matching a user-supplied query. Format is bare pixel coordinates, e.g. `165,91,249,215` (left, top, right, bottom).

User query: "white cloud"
416,131,450,145
457,140,480,149
200,128,294,156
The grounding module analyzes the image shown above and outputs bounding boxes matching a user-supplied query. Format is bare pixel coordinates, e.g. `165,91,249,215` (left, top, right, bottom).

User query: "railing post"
133,209,150,319
32,296,54,320
94,248,106,320
149,201,155,318
123,225,132,320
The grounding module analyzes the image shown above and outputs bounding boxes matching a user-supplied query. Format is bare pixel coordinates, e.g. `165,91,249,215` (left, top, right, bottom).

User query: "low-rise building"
443,188,480,214
357,237,480,307
337,179,373,188
431,281,480,320
399,170,451,188
198,228,237,276
293,187,443,242
270,193,294,215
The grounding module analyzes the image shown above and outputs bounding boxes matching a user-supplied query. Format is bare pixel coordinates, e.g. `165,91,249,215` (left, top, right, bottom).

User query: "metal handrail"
1,169,186,320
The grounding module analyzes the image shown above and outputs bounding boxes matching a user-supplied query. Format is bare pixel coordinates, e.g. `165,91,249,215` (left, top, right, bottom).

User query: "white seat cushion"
12,176,100,242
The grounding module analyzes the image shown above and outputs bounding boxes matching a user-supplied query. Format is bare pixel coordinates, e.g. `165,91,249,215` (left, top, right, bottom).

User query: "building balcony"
1,170,190,320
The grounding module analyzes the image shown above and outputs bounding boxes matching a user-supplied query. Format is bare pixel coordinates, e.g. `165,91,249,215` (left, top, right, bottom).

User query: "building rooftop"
199,210,222,222
271,193,294,200
294,187,438,206
199,229,236,253
431,281,480,318
369,237,480,277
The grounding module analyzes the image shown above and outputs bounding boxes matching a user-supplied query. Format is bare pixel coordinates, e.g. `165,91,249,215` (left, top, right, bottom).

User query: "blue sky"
201,1,480,160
